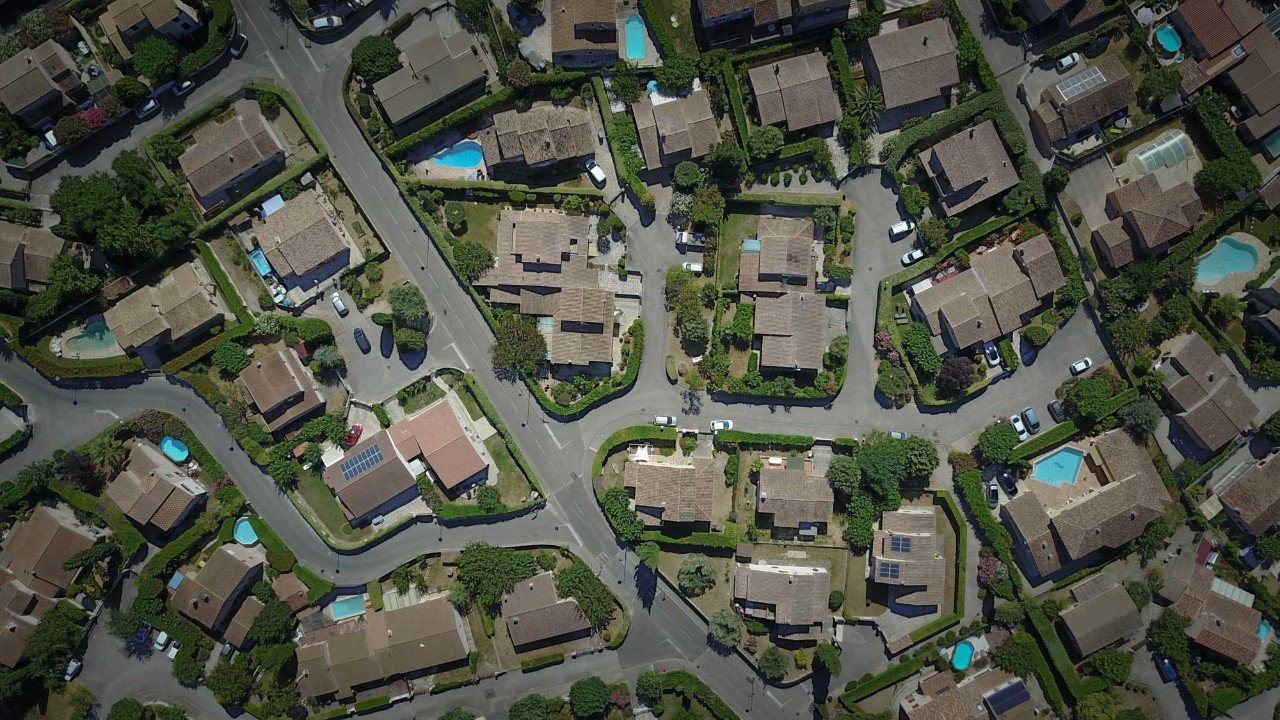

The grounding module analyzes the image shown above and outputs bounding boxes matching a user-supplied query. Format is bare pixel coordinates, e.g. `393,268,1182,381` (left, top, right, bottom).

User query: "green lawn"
457,386,485,421
718,213,755,291
460,202,502,252
646,0,700,57
294,470,373,543
402,382,447,414
485,434,532,505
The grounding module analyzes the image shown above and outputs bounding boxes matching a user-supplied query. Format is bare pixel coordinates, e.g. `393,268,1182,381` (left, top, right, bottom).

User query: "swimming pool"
1156,25,1182,53
248,247,273,277
432,140,484,169
233,517,259,546
64,321,117,352
1196,237,1259,286
1259,619,1272,640
625,15,647,60
160,436,189,463
330,595,369,620
1265,129,1280,161
1032,447,1085,487
951,640,974,671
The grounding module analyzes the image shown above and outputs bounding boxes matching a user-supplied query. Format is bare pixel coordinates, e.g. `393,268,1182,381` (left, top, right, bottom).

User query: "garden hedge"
247,515,296,572
840,657,926,706
1041,16,1131,62
829,32,856,105
1026,602,1085,701
0,426,28,459
1009,388,1137,460
728,191,842,208
880,92,1002,169
352,695,391,713
0,198,41,226
637,0,677,57
658,670,740,720
519,652,564,671
593,426,678,476
15,339,145,379
723,64,750,148
713,430,814,448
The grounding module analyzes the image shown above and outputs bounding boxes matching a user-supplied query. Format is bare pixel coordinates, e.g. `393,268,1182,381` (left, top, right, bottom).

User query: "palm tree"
851,84,885,126
86,435,125,471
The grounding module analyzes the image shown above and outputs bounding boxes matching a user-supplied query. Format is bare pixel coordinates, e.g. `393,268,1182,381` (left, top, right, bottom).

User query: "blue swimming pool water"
742,238,761,253
248,247,273,277
64,321,117,352
1260,619,1272,640
952,641,974,671
1156,25,1183,53
233,517,259,546
331,595,368,620
1196,237,1259,286
625,15,646,60
1032,447,1085,487
1264,129,1280,161
160,436,189,463
432,140,484,169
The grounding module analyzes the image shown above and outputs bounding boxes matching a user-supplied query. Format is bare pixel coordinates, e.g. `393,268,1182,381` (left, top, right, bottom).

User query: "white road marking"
767,691,786,707
298,41,323,74
259,50,286,81
565,523,584,547
544,422,567,450
95,409,119,419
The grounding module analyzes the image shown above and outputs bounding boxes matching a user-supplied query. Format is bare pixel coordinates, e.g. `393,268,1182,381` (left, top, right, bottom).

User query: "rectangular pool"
1264,129,1280,162
248,247,273,277
1031,447,1085,487
330,594,368,620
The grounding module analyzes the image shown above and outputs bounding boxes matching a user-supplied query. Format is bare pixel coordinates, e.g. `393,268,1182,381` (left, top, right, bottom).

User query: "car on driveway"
675,230,706,249
353,327,371,354
987,481,999,508
682,262,703,274
508,3,532,29
984,341,1001,367
40,124,57,151
1070,357,1093,375
173,79,195,97
230,34,248,59
135,98,159,119
889,219,916,238
331,291,349,317
346,424,363,446
998,472,1017,495
584,159,607,186
153,631,169,652
1021,407,1041,434
1155,655,1178,683
132,621,152,649
1009,415,1029,442
166,640,182,660
710,420,733,431
1056,52,1082,72
312,14,343,28
1048,399,1066,422
654,415,677,427
901,247,925,266
889,430,907,440
63,658,82,682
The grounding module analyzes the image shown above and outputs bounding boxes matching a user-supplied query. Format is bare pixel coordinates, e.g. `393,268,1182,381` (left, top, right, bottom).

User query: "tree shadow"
635,565,657,610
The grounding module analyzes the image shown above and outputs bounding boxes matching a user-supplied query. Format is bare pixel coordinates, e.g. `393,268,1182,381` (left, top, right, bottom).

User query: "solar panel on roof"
340,444,384,481
891,536,912,552
1057,66,1105,100
878,562,901,580
986,681,1031,715
1266,8,1280,36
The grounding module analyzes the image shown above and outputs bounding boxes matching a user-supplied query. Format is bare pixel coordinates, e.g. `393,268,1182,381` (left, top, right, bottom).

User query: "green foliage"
1067,377,1114,421
706,141,747,184
1134,517,1172,561
351,36,402,82
554,558,616,626
814,643,842,677
655,54,698,93
106,699,145,720
1076,692,1116,720
510,694,550,720
677,554,717,596
492,313,546,377
758,645,789,680
707,608,743,648
900,184,930,218
827,454,860,499
876,361,912,406
457,542,536,610
388,284,429,326
1024,324,1051,348
569,676,609,718
132,36,179,82
1254,534,1280,561
453,241,494,282
0,108,36,161
113,77,150,108
1086,648,1133,685
635,541,660,571
1117,395,1162,437
210,342,250,374
994,601,1026,627
1042,16,1130,59
1042,167,1070,195
1148,609,1191,666
204,655,253,706
748,124,784,161
902,323,941,377
506,58,534,89
978,422,1019,463
991,632,1038,677
1193,90,1261,199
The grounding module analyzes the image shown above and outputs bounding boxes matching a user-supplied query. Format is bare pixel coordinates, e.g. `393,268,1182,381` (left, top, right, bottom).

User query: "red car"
346,424,363,446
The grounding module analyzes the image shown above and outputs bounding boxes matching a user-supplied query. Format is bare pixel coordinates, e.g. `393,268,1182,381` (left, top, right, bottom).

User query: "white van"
889,219,916,238
682,262,703,274
330,291,349,317
584,159,607,186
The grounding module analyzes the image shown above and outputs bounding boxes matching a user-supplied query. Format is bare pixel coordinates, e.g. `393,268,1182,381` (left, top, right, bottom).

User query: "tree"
20,9,55,45
1107,314,1151,358
51,172,125,238
64,683,96,720
1042,166,1070,196
476,485,502,513
1148,608,1191,664
706,141,746,184
59,450,102,492
447,581,470,610
454,241,495,281
492,313,547,376
1139,65,1181,104
1196,156,1259,200
635,541,660,571
708,608,743,648
609,64,644,105
748,124,784,161
391,328,426,353
677,554,717,596
0,108,36,161
205,655,253,706
655,54,697,93
1024,325,1051,349
253,312,281,337
506,58,533,89
1067,376,1113,421
509,693,549,720
388,285,429,326
211,342,250,373
1117,395,1162,437
990,632,1037,677
440,710,477,720
993,601,1025,627
1135,517,1172,561
247,600,294,645
351,36,401,82
900,184,931,218
850,84,884,126
918,217,949,253
680,315,709,348
635,670,663,702
902,436,938,479
312,344,345,371
978,422,1019,464
827,455,860,499
570,676,609,718
150,134,185,166
758,646,790,680
847,8,882,42
112,150,161,211
814,643,842,677
113,77,150,108
1086,648,1134,685
844,490,876,550
1210,294,1245,323
828,590,844,610
673,161,703,191
133,36,179,81
106,698,146,720
859,433,906,509
25,607,79,686
1076,692,1116,720
876,362,911,405
55,114,90,145
604,486,643,542
1255,535,1280,562
457,542,536,610
936,355,976,394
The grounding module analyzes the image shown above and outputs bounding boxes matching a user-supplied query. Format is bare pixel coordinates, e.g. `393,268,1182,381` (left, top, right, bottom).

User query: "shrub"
351,36,401,82
133,36,179,82
210,342,250,373
758,646,789,680
677,554,716,596
54,115,89,145
1024,324,1051,348
708,608,743,648
828,590,844,610
978,422,1018,463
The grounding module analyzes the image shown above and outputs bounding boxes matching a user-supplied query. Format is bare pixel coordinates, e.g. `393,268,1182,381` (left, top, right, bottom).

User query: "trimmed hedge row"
723,64,750,148
0,198,41,226
352,695,391,713
1042,16,1131,61
658,670,740,720
637,0,677,57
641,529,743,548
840,656,926,706
15,339,145,379
0,426,29,459
1026,603,1085,701
727,191,842,208
592,426,678,476
880,91,1002,169
713,430,813,448
947,208,1031,248
519,652,564,671
1024,624,1068,715
402,176,603,199
247,515,296,572
829,32,856,105
1009,388,1138,460
198,239,250,323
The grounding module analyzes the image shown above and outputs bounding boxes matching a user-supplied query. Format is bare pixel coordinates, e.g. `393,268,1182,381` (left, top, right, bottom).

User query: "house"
919,121,1020,217
323,430,419,525
104,262,225,355
732,561,830,642
1160,334,1258,452
0,568,57,668
549,0,617,68
697,0,850,48
870,508,945,608
1093,174,1203,269
501,572,592,650
1059,584,1141,657
272,572,310,614
738,216,817,296
746,52,840,133
624,457,717,530
100,0,202,62
236,348,325,434
478,106,595,172
178,109,285,212
864,20,959,115
1247,267,1280,340
222,596,265,650
900,670,985,720
255,189,353,288
911,234,1065,350
372,30,486,133
106,440,207,534
1022,0,1106,30
1225,28,1280,146
755,461,834,538
388,399,489,495
1218,455,1280,536
632,87,721,170
1160,552,1268,667
753,293,824,372
0,222,69,292
1002,429,1171,579
296,595,468,701
170,544,264,636
983,680,1035,720
1030,56,1135,148
0,40,87,130
546,286,616,372
0,505,100,598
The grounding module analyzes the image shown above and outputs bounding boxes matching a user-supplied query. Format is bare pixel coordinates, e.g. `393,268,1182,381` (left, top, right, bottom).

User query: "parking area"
303,289,430,404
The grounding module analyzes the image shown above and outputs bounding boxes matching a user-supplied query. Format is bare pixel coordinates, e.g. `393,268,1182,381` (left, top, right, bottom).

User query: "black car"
353,327,371,354
229,34,248,59
1048,399,1067,423
132,621,152,649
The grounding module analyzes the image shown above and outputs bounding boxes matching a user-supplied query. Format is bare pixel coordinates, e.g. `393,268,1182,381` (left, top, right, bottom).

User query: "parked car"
507,2,532,29
997,472,1018,495
1021,407,1041,434
987,481,999,508
1069,357,1093,375
229,34,248,59
353,327,371,354
1009,415,1029,442
153,631,170,652
346,424,363,446
984,341,1001,367
330,291,349,316
888,430,907,440
654,416,677,427
675,230,706,248
166,640,182,660
682,262,703,274
1048,399,1066,422
132,621,152,648
135,98,160,119
173,79,195,97
1056,52,1082,72
584,159,606,186
63,658,82,682
889,219,916,238
710,420,733,431
1155,655,1178,683
901,247,925,266
312,15,343,28
40,124,57,151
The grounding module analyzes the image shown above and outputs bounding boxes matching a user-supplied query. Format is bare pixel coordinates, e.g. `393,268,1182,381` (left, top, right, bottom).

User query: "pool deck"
408,131,478,180
1194,232,1271,296
1028,440,1106,513
50,314,127,360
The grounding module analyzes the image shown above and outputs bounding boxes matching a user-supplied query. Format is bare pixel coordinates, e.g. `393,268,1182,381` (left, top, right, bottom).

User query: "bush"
978,422,1019,463
708,609,743,648
54,115,89,145
1024,324,1051,348
351,36,401,82
828,590,844,610
677,554,716,596
210,342,250,374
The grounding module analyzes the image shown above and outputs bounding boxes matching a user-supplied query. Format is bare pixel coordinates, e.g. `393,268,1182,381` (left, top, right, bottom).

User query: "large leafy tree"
858,432,906,509
747,124,784,161
705,141,746,185
111,150,162,210
205,655,254,706
1067,377,1113,421
106,699,145,720
1134,517,1172,561
26,609,80,687
654,54,697,93
388,285,429,326
990,632,1037,677
51,172,123,238
569,676,609,719
827,455,860,499
635,541,660,571
677,554,716,596
978,422,1019,464
132,37,179,81
351,36,402,82
814,643,841,677
453,241,494,281
509,694,549,720
456,542,536,610
491,313,547,377
635,671,663,702
113,77,150,108
707,609,743,648
758,646,790,680
0,109,36,161
1117,395,1162,437
247,599,294,645
1147,609,1191,665
902,435,939,480
1085,648,1134,685
937,355,975,394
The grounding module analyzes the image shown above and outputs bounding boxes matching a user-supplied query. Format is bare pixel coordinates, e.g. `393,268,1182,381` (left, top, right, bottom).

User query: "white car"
330,291,349,317
1056,52,1082,72
40,125,57,151
166,639,183,660
312,15,343,28
710,420,733,431
889,219,916,238
654,415,677,427
135,98,159,119
1009,415,1029,442
63,658,82,682
682,262,703,274
675,230,706,248
901,248,925,266
584,159,607,186
153,630,170,652
984,341,1001,367
173,79,195,97
1070,357,1093,375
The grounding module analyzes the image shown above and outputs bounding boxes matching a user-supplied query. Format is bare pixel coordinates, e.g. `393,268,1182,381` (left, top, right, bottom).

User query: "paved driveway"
1065,156,1119,233
1130,648,1201,720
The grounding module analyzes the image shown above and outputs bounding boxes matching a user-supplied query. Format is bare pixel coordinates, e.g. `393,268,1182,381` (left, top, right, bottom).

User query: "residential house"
372,30,486,133
1023,0,1107,30
696,0,851,48
1030,56,1134,148
1093,174,1203,269
1218,454,1280,536
501,572,592,650
549,0,617,68
1002,429,1171,579
732,561,830,643
478,105,595,173
899,668,985,720
104,262,225,355
272,572,310,614
1059,584,1142,657
910,234,1065,351
0,505,100,598
755,461,834,538
0,40,87,130
323,429,419,525
864,20,959,116
738,216,817,296
870,508,945,608
754,293,825,372
746,52,840,133
178,109,286,212
1246,268,1280,341
236,348,325,434
632,87,721,170
624,457,717,530
106,440,207,534
1159,552,1267,667
983,679,1036,720
170,544,264,637
1160,333,1258,452
388,399,489,495
100,0,201,62
919,120,1020,217
222,596,265,651
0,222,69,293
296,595,468,701
255,189,353,288
0,568,57,668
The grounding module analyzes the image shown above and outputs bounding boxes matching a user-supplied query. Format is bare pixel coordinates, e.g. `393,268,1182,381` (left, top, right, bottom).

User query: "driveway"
1130,648,1200,720
1065,155,1119,233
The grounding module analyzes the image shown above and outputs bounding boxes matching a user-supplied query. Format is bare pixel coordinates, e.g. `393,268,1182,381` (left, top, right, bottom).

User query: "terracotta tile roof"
482,106,594,168
1037,56,1134,143
700,0,792,22
753,293,825,371
871,508,945,607
1015,234,1065,297
1031,101,1068,143
478,209,595,291
171,545,262,632
866,20,959,110
323,430,417,520
0,41,83,121
1227,27,1280,120
388,400,487,490
0,569,54,668
501,572,591,646
551,287,615,367
632,88,721,170
1263,171,1280,211
237,348,324,433
1220,457,1280,535
1170,565,1263,664
756,466,834,528
920,121,1020,216
104,263,221,351
1093,218,1135,268
223,595,264,649
732,561,830,627
624,458,716,525
258,189,350,280
970,245,1040,335
901,671,985,720
0,237,21,291
1059,584,1141,655
0,222,67,289
738,216,816,295
273,572,310,612
107,441,204,532
1123,182,1203,252
373,31,485,126
1173,0,1261,58
1163,333,1258,451
747,52,840,132
550,0,617,56
178,110,283,201
1,506,98,597
105,0,182,29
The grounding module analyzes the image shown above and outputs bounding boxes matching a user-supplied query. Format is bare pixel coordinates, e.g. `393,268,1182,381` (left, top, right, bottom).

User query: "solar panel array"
878,562,901,580
1057,66,1105,101
986,681,1031,715
341,444,385,481
1266,8,1280,36
891,536,912,553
